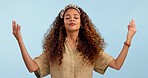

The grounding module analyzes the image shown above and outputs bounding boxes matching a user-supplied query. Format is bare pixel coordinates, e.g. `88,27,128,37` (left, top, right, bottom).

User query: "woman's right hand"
12,21,22,41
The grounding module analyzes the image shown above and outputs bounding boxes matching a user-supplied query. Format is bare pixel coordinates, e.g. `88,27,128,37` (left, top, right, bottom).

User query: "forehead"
64,8,80,15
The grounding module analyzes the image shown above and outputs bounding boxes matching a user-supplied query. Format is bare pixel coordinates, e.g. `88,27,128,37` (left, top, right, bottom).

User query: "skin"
12,8,136,73
63,8,81,49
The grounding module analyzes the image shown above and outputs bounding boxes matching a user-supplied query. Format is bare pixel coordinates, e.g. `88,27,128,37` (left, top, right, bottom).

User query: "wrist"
124,42,131,47
124,38,132,47
126,37,132,44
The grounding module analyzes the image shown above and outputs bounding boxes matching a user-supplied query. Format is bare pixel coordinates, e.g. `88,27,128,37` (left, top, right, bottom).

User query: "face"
64,8,81,32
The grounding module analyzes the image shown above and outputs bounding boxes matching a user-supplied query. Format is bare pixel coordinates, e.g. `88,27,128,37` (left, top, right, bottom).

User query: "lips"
69,23,76,26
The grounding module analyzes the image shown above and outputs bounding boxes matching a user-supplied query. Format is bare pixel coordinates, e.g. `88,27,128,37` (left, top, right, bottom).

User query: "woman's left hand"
126,19,137,43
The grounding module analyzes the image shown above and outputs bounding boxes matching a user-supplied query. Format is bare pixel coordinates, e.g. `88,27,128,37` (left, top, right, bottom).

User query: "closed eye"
65,17,70,19
74,17,78,19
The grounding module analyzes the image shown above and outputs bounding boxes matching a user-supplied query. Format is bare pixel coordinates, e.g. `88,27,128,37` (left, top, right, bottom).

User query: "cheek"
64,20,68,25
77,20,81,26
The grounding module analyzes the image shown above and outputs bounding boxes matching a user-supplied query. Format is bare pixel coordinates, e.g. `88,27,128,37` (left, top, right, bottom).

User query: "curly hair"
42,6,105,65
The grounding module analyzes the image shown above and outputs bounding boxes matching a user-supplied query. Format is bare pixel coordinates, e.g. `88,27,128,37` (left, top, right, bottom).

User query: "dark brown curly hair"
42,5,105,65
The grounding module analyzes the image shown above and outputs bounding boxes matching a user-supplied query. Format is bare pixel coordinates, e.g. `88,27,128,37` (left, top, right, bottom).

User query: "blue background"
0,0,147,78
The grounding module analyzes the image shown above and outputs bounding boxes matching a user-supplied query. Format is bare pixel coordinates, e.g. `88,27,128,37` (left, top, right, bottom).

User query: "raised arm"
12,21,39,72
108,19,137,70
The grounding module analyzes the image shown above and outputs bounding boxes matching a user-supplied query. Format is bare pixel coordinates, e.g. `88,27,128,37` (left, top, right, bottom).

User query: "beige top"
34,40,114,78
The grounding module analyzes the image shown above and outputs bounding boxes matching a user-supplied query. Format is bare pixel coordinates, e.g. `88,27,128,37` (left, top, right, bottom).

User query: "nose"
70,19,75,22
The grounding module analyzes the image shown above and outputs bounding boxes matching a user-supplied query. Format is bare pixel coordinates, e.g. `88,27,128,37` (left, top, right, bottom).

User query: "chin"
67,29,79,31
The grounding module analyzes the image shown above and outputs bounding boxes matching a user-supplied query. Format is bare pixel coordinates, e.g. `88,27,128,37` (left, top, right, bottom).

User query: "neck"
66,31,79,43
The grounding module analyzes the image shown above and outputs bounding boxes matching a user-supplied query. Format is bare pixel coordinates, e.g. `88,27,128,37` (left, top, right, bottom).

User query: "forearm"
113,38,131,70
18,39,38,73
115,40,130,69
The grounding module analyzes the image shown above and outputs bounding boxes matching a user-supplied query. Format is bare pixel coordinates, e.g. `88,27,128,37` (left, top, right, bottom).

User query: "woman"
12,4,136,78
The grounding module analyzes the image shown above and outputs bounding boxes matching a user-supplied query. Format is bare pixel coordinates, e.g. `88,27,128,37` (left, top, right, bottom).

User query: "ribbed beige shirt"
34,40,114,78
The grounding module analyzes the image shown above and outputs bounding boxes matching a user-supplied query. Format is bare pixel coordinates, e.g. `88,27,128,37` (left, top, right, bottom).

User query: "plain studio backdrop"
0,0,147,78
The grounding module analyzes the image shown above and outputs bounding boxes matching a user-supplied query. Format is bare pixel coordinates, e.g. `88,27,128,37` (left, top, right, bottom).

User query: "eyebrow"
65,14,79,16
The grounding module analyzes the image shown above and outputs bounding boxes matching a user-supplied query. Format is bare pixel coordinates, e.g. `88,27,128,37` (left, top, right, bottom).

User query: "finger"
132,19,136,28
128,25,130,30
12,21,16,33
129,20,132,27
130,19,133,27
18,25,21,32
12,20,16,25
17,24,19,32
14,21,17,31
128,20,131,26
12,21,15,30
